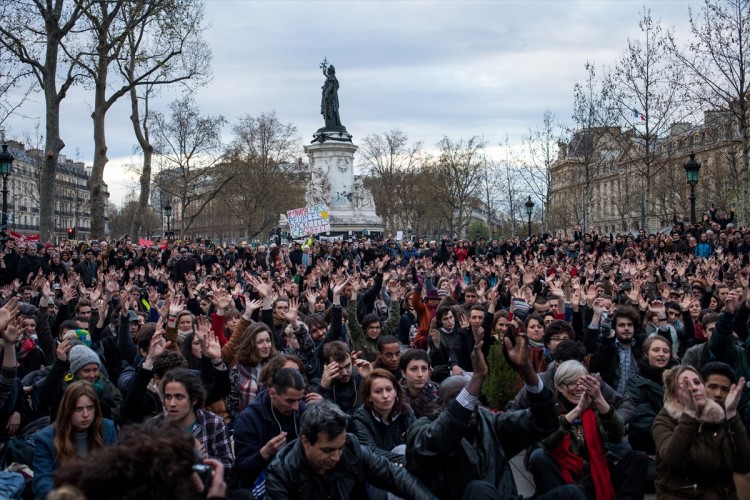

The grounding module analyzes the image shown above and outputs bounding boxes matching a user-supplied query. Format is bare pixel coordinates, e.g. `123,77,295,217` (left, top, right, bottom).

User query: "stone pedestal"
302,138,381,234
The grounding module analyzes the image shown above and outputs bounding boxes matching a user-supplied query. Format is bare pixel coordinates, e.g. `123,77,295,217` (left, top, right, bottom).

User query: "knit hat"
69,345,101,375
62,329,92,347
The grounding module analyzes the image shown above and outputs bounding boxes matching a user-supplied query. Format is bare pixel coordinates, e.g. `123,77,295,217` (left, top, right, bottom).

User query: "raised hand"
195,316,211,342
282,297,300,327
2,316,23,345
0,297,20,334
721,375,746,420
203,329,222,363
244,298,263,315
169,295,185,316
470,339,488,377
724,289,743,314
146,331,171,361
56,339,72,362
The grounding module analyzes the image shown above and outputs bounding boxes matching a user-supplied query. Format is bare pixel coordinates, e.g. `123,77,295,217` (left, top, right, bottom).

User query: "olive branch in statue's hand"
320,57,329,73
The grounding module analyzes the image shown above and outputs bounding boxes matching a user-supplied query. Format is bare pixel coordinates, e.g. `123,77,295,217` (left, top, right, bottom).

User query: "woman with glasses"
529,360,648,499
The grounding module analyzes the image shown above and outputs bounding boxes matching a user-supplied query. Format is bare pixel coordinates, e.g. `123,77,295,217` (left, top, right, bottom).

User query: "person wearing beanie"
68,345,101,382
37,340,123,422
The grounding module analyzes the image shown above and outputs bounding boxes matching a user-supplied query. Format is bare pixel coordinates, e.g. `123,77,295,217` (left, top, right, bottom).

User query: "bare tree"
606,8,688,229
431,136,486,237
120,0,211,238
496,135,523,237
0,48,34,128
220,112,303,240
517,110,562,231
476,157,502,236
570,62,612,232
77,0,209,238
151,95,229,235
359,129,423,233
671,0,750,220
0,0,90,240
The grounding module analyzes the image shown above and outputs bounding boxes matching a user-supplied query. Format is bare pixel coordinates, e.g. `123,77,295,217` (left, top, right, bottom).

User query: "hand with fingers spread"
282,297,300,329
1,315,22,345
195,316,211,343
56,339,73,362
143,331,171,369
0,297,20,334
203,330,223,365
169,295,185,316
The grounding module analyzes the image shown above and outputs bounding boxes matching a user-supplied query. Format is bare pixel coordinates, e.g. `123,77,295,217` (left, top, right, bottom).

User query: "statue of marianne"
320,61,342,129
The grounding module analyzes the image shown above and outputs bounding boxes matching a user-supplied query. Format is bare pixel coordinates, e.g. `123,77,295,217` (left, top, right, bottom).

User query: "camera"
192,463,213,494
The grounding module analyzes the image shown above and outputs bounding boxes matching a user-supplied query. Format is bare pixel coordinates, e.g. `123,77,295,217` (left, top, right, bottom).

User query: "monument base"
312,127,353,144
279,137,382,238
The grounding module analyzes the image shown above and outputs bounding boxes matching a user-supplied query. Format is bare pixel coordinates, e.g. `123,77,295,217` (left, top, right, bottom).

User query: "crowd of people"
0,206,747,499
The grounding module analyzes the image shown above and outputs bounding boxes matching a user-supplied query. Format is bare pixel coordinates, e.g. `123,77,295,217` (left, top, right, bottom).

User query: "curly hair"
53,420,201,500
54,381,105,467
236,323,277,366
160,368,206,409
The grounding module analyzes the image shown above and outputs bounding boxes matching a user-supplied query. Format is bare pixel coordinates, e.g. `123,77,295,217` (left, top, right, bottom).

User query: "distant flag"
632,108,647,121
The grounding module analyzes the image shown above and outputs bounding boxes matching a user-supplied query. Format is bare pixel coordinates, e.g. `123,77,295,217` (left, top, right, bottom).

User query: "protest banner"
286,204,331,238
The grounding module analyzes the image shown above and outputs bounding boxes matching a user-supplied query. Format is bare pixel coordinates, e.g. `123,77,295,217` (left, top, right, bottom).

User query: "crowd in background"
0,205,746,499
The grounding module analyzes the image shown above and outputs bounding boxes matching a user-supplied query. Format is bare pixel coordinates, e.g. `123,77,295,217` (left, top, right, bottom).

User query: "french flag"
632,109,646,121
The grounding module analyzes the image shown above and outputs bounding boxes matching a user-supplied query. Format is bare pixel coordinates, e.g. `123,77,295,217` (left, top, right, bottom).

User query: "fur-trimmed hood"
663,399,725,424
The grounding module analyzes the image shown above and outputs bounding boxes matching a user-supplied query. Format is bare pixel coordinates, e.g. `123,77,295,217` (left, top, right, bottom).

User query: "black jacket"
266,433,436,500
407,386,559,499
350,405,414,465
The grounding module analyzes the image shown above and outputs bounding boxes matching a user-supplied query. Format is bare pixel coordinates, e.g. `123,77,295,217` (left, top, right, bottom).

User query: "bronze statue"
320,59,342,129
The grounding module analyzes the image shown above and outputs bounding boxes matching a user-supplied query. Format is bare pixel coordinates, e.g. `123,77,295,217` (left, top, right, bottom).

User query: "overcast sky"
3,0,698,206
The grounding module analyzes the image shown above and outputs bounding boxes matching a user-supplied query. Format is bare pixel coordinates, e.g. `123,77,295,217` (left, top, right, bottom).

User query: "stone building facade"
6,140,108,240
548,110,742,233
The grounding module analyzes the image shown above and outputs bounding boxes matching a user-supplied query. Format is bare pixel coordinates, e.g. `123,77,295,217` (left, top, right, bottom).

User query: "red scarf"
548,409,616,500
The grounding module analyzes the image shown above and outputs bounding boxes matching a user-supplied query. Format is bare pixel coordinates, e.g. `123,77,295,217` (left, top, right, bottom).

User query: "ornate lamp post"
0,131,14,227
525,195,535,238
683,152,701,224
163,202,172,239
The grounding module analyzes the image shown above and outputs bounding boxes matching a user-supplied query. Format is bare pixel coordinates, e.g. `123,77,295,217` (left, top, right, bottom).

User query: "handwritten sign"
287,204,331,237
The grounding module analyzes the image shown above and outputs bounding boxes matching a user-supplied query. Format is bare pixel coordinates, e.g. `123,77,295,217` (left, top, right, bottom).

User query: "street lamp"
683,152,701,224
525,195,535,238
163,202,172,238
0,131,14,227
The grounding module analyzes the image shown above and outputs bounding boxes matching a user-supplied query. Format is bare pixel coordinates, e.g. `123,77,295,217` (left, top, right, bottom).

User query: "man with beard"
585,304,645,395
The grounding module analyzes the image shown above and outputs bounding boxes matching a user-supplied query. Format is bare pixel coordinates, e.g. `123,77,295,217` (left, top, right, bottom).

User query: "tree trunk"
88,55,110,238
740,106,750,223
41,82,63,242
40,30,64,242
128,87,153,239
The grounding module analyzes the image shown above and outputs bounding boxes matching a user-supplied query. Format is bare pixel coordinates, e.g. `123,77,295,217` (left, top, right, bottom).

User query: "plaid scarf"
234,363,261,411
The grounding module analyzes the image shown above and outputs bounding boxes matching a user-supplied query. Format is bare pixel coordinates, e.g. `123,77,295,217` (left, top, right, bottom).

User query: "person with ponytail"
529,360,648,499
32,381,117,498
